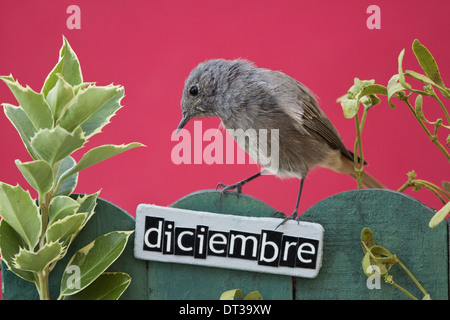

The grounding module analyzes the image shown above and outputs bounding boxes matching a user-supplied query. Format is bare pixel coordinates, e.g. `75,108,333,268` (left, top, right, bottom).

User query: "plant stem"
38,191,53,299
419,180,450,199
38,269,50,300
432,94,450,124
397,258,429,298
39,191,55,248
421,184,448,204
390,280,418,300
397,181,410,193
353,113,364,189
402,97,450,160
397,178,450,204
360,107,369,131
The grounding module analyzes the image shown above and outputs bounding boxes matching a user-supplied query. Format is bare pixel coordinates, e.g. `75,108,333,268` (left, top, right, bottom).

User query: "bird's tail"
349,169,385,189
333,153,385,189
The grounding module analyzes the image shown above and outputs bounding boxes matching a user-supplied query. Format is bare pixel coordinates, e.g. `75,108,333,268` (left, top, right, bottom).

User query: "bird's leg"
275,178,305,229
216,169,267,201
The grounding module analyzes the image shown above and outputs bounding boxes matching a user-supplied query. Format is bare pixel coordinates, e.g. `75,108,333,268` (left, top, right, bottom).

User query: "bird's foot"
274,211,299,229
216,181,244,202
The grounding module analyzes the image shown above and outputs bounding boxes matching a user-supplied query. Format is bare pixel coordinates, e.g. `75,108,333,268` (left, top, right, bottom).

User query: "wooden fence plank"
3,189,447,300
297,189,448,300
143,189,294,300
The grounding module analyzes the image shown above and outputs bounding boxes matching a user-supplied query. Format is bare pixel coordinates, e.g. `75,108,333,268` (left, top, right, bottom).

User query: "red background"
0,0,449,298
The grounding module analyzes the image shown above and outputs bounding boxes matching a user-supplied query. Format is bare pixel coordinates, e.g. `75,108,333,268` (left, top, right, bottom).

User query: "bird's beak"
176,114,190,134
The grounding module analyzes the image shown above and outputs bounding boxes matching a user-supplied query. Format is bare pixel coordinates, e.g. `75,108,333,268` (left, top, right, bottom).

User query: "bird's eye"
189,85,198,96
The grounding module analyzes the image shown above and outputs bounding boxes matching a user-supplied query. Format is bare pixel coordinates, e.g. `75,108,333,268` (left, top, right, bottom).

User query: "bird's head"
177,59,251,133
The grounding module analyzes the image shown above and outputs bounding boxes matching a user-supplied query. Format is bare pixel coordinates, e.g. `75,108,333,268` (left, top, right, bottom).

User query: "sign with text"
134,204,324,278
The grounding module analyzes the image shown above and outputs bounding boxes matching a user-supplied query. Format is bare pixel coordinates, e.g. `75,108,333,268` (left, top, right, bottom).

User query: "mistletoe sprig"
361,228,430,300
337,39,450,228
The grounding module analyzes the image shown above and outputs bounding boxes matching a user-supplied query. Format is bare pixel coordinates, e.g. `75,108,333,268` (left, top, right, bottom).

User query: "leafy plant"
338,78,387,188
220,289,263,300
361,228,430,300
0,36,144,300
397,170,450,208
338,39,450,227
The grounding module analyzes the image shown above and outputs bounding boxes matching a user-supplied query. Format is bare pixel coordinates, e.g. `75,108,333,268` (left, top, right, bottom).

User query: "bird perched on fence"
177,59,384,227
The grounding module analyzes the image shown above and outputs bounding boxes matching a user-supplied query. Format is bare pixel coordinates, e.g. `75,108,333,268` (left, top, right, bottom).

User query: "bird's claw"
216,182,243,202
273,211,286,218
216,182,243,193
275,211,299,229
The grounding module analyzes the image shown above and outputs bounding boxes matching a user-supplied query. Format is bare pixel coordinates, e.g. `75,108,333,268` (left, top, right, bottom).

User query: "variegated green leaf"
46,212,87,243
46,74,75,119
0,219,36,282
15,159,53,197
14,241,63,273
56,85,123,135
42,36,83,96
79,86,125,138
73,82,94,94
75,191,100,226
65,272,131,300
53,156,79,196
3,103,38,159
60,143,144,182
30,126,86,166
0,183,41,249
0,75,53,130
60,230,133,296
48,195,81,226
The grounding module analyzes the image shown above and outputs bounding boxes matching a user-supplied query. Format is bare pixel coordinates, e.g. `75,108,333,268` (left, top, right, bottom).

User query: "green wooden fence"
2,189,447,299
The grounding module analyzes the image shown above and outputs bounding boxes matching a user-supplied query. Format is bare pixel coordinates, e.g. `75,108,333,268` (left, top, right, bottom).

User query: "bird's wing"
272,71,353,160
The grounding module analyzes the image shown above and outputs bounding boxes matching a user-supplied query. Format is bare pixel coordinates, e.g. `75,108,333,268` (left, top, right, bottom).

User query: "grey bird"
177,59,384,226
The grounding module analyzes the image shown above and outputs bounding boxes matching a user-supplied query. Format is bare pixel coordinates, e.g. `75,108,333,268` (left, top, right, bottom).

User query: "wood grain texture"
297,189,448,300
147,189,293,300
2,189,447,300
